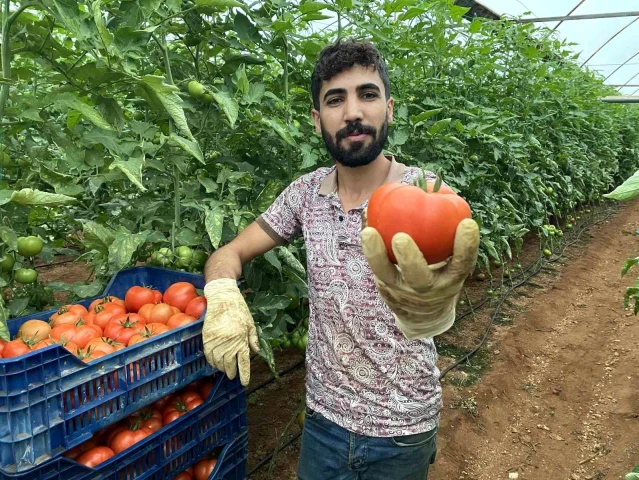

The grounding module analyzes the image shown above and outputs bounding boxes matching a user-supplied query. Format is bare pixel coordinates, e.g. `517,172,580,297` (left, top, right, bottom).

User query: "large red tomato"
109,424,154,454
184,296,206,319
125,286,158,312
138,302,175,324
193,458,217,480
2,339,31,358
104,314,146,344
75,446,115,467
163,282,198,312
366,180,471,265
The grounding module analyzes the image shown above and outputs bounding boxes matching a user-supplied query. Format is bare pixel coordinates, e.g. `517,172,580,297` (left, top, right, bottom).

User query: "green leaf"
195,0,248,13
8,298,29,317
299,1,331,13
211,91,239,127
236,65,250,96
261,116,296,147
108,231,149,273
622,257,639,277
301,13,332,21
54,93,114,131
0,318,9,342
0,227,19,252
169,134,204,164
626,473,639,480
139,76,194,139
82,221,116,253
257,326,277,377
205,207,225,248
109,154,146,191
254,180,283,212
233,12,261,44
277,246,305,276
253,293,291,312
244,82,265,105
263,250,282,273
6,189,77,207
410,108,441,125
197,171,218,193
92,1,114,51
113,27,154,61
469,18,482,34
390,128,409,146
428,118,452,135
603,170,639,201
175,228,203,246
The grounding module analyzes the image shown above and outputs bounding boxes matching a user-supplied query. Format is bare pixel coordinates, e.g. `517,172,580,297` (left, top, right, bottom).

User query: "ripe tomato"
153,289,163,303
63,437,101,460
104,314,146,344
109,424,155,454
50,324,77,343
50,304,88,322
93,304,126,330
184,296,206,319
129,408,163,432
162,392,204,425
18,319,51,343
33,338,56,350
79,349,106,363
127,323,170,346
85,337,124,355
367,180,471,265
76,446,115,468
125,286,158,313
89,296,126,313
167,313,196,329
73,324,102,348
2,339,31,358
163,282,198,312
0,338,7,356
138,302,175,324
50,311,83,328
193,458,217,480
64,341,82,356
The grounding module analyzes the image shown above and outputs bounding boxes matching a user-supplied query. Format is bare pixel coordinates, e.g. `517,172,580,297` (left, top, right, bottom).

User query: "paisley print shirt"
256,156,442,437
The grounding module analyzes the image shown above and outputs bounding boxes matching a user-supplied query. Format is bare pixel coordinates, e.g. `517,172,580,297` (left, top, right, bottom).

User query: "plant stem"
0,0,12,123
283,34,292,182
337,11,342,40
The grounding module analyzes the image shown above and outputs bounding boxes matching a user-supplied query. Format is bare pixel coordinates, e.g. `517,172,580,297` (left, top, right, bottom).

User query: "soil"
244,198,639,480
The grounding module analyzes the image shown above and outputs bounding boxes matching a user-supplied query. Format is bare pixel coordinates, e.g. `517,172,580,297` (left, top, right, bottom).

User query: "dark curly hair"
311,39,391,111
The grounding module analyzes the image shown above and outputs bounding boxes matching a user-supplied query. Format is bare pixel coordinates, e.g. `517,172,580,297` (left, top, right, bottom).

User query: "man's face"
312,65,394,168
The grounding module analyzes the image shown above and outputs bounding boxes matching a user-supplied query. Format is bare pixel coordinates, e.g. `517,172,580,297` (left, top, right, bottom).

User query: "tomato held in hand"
125,286,158,312
367,178,471,265
163,282,198,312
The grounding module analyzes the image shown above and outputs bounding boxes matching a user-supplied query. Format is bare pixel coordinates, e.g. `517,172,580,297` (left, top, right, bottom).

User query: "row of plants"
1,0,639,372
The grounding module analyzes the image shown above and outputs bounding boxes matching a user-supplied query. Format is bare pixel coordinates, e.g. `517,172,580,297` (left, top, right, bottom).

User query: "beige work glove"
202,278,260,386
361,214,480,339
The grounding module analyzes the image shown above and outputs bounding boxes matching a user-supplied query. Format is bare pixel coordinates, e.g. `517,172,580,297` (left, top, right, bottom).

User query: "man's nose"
343,96,363,123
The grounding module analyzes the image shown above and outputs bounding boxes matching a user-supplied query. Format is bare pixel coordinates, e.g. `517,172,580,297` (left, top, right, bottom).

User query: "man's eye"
362,92,378,99
327,97,342,105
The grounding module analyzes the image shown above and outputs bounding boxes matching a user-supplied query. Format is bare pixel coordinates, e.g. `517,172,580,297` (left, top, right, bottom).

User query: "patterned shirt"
257,156,442,437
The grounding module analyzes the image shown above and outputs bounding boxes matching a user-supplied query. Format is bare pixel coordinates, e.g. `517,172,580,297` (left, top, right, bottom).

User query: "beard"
321,116,389,168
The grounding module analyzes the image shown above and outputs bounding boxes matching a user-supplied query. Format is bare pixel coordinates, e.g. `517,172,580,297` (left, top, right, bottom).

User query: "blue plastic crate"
0,371,247,480
0,267,215,474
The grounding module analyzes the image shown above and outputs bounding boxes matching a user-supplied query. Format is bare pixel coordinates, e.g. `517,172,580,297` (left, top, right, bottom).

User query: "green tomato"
187,80,205,97
286,294,300,310
545,187,554,195
293,120,301,129
281,338,291,349
15,268,37,284
155,247,174,266
183,34,202,47
493,260,502,268
150,251,161,265
557,231,563,237
192,250,208,268
0,254,15,272
543,249,552,257
17,236,44,257
303,317,309,328
459,300,466,306
292,330,301,342
476,272,486,280
470,154,479,162
301,332,309,348
176,245,193,261
566,223,573,229
201,93,213,103
133,112,145,121
271,338,281,348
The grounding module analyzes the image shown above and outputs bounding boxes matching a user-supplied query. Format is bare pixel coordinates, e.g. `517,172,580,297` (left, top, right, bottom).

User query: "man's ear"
312,109,321,135
387,97,395,124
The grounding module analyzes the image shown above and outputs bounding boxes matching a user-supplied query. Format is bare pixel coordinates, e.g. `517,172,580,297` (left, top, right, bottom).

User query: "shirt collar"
318,155,406,196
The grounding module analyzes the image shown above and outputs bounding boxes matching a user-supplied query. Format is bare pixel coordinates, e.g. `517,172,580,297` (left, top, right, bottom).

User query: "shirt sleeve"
256,177,307,244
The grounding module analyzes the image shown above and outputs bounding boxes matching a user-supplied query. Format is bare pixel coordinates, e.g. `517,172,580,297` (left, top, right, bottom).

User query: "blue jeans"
297,407,438,480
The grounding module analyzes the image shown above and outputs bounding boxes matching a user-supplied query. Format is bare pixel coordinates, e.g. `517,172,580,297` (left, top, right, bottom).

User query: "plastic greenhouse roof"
467,0,639,96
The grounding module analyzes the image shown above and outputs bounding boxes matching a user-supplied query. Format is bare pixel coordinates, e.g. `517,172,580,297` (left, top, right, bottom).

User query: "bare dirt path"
431,200,639,480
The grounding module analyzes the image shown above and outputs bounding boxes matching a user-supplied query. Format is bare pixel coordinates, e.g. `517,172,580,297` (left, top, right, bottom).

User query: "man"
202,40,479,479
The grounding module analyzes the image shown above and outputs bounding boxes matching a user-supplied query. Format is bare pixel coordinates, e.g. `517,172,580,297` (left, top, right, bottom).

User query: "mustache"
336,122,377,141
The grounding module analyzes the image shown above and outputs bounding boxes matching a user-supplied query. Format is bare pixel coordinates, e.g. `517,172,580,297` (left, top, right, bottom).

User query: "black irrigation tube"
246,358,305,396
247,431,303,477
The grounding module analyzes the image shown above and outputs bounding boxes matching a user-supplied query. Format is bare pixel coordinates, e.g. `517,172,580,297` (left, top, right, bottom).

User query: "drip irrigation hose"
247,430,303,477
246,358,305,396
